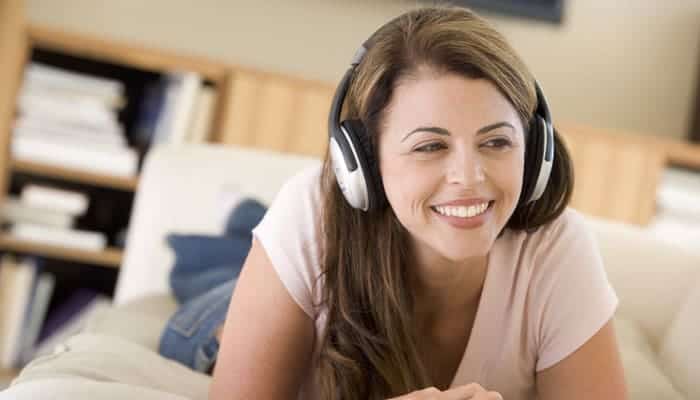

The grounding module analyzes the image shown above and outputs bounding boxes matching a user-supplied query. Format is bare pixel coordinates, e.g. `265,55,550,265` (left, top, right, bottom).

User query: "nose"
446,148,485,186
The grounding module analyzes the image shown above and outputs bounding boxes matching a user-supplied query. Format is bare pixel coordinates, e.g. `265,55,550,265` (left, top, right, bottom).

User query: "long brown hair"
317,6,573,399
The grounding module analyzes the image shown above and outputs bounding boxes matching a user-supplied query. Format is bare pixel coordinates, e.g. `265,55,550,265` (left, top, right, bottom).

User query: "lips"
432,198,492,207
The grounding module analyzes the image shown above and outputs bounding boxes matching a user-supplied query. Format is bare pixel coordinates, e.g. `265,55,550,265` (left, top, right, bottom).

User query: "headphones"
328,25,555,212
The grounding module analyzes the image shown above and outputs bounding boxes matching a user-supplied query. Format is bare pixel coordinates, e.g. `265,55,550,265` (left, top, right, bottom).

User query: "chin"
434,238,491,261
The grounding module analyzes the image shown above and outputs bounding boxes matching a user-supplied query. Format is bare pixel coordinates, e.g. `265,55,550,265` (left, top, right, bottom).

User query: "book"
18,90,118,129
186,85,216,143
11,135,139,177
0,255,37,369
9,223,107,251
31,289,111,361
1,196,74,229
20,83,126,110
132,79,168,151
23,62,124,105
14,115,127,147
20,185,89,217
152,71,202,145
17,267,55,367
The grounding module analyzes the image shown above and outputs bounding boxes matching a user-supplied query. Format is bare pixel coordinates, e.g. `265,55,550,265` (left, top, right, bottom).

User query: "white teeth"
434,202,490,218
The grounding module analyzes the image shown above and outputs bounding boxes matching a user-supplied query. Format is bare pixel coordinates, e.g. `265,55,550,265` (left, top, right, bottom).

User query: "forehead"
382,71,522,136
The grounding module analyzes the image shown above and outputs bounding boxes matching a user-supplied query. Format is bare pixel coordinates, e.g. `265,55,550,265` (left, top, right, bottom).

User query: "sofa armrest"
585,215,700,346
84,294,178,352
659,279,700,400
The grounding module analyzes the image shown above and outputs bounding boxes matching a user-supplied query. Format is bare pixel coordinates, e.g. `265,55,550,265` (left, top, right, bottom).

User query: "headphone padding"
341,119,386,211
520,116,545,205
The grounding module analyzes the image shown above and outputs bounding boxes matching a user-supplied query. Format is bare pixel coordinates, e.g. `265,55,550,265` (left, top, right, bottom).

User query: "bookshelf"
0,19,232,261
0,234,122,268
11,159,139,191
0,0,236,380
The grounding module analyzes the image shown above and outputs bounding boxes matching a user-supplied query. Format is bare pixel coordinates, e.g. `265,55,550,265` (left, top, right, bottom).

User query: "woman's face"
378,69,525,266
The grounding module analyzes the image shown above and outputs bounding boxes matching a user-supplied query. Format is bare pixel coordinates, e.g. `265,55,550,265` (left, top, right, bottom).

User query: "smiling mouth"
430,200,495,218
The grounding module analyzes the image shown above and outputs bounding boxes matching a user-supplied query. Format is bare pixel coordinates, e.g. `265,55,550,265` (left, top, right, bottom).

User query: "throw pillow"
166,197,267,304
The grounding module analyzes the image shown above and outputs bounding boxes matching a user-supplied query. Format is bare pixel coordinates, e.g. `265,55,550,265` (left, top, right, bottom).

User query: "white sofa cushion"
585,215,700,346
83,294,178,351
5,333,210,400
659,276,700,400
615,317,685,400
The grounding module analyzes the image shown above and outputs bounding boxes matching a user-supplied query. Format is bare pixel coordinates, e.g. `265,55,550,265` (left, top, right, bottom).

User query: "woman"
208,6,627,399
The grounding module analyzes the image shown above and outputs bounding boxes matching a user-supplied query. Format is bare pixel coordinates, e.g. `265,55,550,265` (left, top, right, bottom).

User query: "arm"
209,238,315,399
536,319,628,399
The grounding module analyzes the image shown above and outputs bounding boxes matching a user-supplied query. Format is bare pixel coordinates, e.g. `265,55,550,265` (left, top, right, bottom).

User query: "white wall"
26,0,700,139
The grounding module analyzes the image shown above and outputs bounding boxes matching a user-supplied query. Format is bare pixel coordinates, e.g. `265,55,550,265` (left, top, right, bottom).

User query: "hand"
388,383,503,400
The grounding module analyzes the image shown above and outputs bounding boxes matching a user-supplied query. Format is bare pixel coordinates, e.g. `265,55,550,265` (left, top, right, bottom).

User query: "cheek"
489,151,525,206
380,156,435,216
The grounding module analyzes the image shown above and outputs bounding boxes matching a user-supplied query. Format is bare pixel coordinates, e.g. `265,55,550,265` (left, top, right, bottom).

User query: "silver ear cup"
329,129,370,211
528,118,553,203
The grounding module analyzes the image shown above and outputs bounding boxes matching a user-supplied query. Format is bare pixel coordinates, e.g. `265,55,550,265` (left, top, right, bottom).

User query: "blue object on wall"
451,0,565,24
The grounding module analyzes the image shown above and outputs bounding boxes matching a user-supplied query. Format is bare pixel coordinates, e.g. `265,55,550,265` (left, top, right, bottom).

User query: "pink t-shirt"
251,165,618,400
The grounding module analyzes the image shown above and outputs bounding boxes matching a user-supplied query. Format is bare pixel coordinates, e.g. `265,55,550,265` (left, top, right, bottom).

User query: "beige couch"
2,144,699,400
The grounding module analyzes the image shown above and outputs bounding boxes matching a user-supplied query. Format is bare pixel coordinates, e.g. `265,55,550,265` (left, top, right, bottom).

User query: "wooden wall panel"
216,67,333,158
561,126,666,226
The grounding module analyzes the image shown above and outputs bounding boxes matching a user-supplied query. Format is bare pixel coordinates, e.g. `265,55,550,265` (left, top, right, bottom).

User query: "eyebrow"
401,121,515,142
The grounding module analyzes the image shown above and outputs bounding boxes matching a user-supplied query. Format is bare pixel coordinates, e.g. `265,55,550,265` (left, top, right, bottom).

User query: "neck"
410,253,488,325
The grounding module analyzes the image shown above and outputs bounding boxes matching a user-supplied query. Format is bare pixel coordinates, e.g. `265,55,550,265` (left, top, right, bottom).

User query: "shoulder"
251,164,325,318
517,207,615,319
495,208,605,299
533,207,598,261
504,208,596,267
498,208,596,270
539,208,594,250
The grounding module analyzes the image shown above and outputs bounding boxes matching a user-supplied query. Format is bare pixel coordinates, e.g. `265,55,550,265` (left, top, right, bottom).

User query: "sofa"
1,143,698,400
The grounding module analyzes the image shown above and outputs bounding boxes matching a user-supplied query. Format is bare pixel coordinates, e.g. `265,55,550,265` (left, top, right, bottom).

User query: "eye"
414,142,447,153
482,138,512,149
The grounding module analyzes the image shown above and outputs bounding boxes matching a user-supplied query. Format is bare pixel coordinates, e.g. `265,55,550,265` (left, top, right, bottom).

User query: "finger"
487,392,503,400
443,383,482,399
386,387,440,400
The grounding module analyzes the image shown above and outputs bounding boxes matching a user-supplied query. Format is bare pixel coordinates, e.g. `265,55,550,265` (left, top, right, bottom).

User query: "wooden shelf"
27,23,229,82
560,122,700,170
11,159,139,191
662,140,700,170
0,234,122,268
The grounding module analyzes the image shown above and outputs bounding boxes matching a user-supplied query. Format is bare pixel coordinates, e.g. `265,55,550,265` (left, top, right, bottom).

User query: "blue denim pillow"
223,198,267,238
167,198,267,304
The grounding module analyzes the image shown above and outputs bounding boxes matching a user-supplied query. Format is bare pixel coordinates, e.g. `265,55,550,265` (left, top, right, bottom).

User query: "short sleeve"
251,165,323,319
529,209,619,372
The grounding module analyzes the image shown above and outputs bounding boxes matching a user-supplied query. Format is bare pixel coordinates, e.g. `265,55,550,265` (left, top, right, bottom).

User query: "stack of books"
1,184,107,252
0,254,110,370
132,71,215,150
11,62,138,178
0,255,54,370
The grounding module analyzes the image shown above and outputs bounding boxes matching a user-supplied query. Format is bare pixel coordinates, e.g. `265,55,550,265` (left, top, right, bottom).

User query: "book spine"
11,136,138,177
0,256,36,369
152,72,202,145
10,223,107,251
20,185,89,217
186,86,216,143
18,272,55,367
14,116,126,146
25,62,124,100
2,197,74,229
